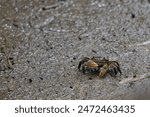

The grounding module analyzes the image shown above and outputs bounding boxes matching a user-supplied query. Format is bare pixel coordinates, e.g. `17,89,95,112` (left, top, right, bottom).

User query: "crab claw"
99,64,109,78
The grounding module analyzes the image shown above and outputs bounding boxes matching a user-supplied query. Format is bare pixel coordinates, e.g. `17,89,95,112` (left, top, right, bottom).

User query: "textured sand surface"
0,0,150,99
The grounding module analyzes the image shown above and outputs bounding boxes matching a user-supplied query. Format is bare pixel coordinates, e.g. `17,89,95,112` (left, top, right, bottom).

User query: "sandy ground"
0,0,150,99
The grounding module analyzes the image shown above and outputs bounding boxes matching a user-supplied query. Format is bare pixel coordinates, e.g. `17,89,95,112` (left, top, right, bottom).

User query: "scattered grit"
0,0,150,99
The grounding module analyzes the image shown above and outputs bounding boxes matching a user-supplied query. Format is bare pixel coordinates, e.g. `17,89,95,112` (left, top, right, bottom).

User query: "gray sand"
0,0,150,99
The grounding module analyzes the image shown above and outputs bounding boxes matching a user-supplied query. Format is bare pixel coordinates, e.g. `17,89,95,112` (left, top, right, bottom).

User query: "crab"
78,56,122,78
78,57,99,74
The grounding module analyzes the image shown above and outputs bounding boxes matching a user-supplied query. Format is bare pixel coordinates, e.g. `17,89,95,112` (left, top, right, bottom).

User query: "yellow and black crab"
78,56,122,78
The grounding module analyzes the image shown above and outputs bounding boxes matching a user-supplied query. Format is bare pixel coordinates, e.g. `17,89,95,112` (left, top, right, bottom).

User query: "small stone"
29,79,32,83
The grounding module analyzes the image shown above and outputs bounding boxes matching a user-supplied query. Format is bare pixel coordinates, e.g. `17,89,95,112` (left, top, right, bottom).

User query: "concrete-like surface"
0,0,150,99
